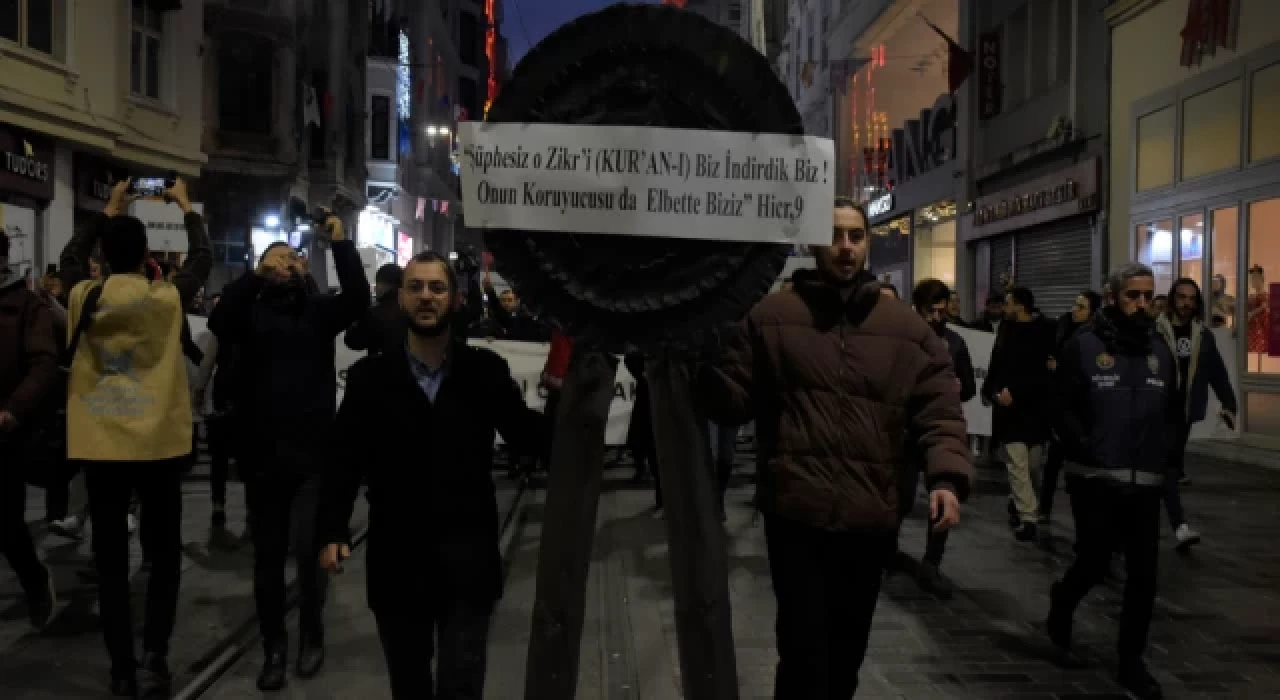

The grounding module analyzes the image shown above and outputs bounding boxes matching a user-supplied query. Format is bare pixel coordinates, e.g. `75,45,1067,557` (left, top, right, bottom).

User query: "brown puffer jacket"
699,270,972,532
0,278,59,425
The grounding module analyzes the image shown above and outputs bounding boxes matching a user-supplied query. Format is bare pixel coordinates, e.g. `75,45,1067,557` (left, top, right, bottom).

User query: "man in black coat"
207,215,368,691
319,251,545,700
344,262,403,355
897,279,976,598
982,286,1056,541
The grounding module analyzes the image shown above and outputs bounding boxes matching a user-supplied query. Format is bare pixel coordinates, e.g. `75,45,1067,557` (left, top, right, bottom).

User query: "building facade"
777,0,835,137
1108,0,1280,443
957,0,1110,319
0,0,207,280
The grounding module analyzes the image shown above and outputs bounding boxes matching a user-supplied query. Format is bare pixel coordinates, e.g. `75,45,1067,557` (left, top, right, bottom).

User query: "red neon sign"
483,0,497,116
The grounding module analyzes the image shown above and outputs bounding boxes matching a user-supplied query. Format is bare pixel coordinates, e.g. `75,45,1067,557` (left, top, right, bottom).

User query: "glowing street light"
264,214,280,228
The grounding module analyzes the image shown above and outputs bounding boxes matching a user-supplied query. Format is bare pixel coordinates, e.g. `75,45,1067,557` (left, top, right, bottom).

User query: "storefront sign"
968,158,1100,238
885,94,957,188
867,192,894,219
978,32,1002,119
0,125,54,201
74,153,125,212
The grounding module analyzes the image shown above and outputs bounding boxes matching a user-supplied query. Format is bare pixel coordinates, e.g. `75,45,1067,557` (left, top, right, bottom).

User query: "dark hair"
375,263,403,287
258,241,291,266
405,251,459,294
833,196,869,228
1077,290,1102,314
1008,286,1035,310
0,229,8,258
101,216,149,273
1168,277,1205,321
911,278,951,310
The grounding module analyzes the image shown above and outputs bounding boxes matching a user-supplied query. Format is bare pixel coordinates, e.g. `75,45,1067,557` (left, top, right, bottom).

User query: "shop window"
1135,219,1174,295
1249,62,1280,163
912,203,956,288
1246,197,1280,375
218,32,273,135
370,94,391,161
131,0,163,99
1136,107,1174,191
1180,80,1241,180
1245,392,1280,435
1209,206,1239,329
0,0,65,60
1178,213,1204,286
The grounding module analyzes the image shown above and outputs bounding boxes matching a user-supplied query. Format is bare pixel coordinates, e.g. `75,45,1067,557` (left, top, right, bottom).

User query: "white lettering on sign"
3,152,49,182
458,123,836,245
868,192,894,218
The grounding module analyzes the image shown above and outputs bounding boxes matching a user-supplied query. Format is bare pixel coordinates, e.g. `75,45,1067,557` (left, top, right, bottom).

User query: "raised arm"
163,179,212,309
316,217,371,336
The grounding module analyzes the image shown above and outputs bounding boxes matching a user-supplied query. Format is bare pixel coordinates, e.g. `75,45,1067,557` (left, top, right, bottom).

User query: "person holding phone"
1154,277,1238,552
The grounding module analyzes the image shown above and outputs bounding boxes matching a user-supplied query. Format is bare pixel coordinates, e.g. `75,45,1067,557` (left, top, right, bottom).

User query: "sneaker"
28,565,56,629
1118,661,1163,700
48,515,84,540
256,642,288,692
916,561,954,600
1174,523,1201,551
137,652,172,699
127,514,138,535
1014,522,1038,542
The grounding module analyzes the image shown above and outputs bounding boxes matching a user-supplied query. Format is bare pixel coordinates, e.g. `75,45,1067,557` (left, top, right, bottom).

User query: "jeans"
1055,479,1161,663
0,457,46,599
375,599,493,699
764,514,893,699
84,460,184,679
1162,419,1192,530
246,472,328,643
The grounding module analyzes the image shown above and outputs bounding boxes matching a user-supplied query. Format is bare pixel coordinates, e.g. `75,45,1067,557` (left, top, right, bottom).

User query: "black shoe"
256,644,288,692
1046,582,1073,652
1007,499,1021,528
211,505,226,529
1015,522,1038,542
28,565,56,629
916,561,954,600
137,652,172,699
110,676,138,697
296,637,325,679
1118,662,1163,700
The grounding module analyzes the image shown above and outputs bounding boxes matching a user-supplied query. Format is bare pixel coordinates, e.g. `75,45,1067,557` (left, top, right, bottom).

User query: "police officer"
1046,262,1175,700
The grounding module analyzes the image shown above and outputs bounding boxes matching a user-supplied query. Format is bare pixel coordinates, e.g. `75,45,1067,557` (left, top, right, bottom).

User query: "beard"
406,304,454,337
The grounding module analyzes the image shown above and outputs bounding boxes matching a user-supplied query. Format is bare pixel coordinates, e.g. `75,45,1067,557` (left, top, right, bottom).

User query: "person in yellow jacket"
59,177,211,699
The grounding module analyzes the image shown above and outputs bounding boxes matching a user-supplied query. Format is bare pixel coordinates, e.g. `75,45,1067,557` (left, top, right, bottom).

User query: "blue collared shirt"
406,342,448,402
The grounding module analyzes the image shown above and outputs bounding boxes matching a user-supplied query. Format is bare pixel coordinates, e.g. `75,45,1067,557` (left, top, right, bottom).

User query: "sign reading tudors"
75,153,124,212
968,157,1100,239
0,124,54,200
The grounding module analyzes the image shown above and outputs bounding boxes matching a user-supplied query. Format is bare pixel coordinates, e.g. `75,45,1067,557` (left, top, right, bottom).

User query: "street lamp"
264,214,280,228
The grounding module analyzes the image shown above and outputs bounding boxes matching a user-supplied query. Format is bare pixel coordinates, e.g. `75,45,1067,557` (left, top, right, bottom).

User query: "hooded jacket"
1155,314,1237,423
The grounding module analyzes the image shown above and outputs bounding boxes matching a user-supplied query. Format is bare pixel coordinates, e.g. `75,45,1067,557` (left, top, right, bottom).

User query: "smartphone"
130,177,171,198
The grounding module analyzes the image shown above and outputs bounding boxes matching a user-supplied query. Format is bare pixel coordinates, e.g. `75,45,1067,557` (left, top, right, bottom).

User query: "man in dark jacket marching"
1048,262,1176,700
208,213,368,691
319,251,544,699
699,198,972,699
344,262,403,355
1155,277,1237,551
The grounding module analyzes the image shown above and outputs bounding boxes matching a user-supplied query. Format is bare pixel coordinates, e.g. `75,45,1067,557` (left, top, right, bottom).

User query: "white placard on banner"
458,122,836,245
130,200,205,254
949,324,994,437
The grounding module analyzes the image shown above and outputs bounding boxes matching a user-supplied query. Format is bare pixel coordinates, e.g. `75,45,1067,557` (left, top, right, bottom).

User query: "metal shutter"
990,235,1013,300
1014,219,1095,317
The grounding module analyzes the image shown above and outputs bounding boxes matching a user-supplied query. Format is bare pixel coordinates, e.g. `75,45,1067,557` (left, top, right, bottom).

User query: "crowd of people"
0,183,1228,700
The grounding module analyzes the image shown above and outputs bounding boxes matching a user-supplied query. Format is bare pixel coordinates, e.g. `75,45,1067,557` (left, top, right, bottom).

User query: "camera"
129,175,174,198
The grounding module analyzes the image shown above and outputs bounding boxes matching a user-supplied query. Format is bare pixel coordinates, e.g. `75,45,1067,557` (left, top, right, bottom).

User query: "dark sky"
502,0,662,65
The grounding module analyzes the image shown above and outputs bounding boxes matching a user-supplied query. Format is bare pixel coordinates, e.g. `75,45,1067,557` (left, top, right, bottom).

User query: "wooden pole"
524,347,619,700
647,353,740,700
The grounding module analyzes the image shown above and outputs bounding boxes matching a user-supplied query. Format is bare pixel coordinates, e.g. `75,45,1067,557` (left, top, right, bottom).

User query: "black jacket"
320,335,546,610
344,290,402,355
942,327,977,404
207,240,369,472
982,316,1056,444
1055,308,1177,487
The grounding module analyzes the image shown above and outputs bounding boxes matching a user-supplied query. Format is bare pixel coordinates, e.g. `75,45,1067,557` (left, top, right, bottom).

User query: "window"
217,33,273,134
1245,197,1280,374
0,0,63,59
131,0,163,99
370,94,391,160
912,204,957,288
459,11,478,68
1136,219,1174,295
728,1,741,23
1181,80,1241,180
1136,107,1175,191
1178,212,1203,283
1209,206,1238,328
1250,62,1280,163
1003,4,1028,107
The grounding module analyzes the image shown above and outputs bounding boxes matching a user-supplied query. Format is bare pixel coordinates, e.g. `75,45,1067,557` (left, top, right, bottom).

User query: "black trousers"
764,514,893,700
1056,479,1161,663
83,460,184,679
1040,438,1065,519
1162,419,1192,530
375,598,493,699
895,460,949,565
245,472,328,644
0,458,46,598
206,414,233,506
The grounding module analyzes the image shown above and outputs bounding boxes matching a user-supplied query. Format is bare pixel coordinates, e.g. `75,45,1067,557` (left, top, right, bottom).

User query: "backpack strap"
64,281,106,369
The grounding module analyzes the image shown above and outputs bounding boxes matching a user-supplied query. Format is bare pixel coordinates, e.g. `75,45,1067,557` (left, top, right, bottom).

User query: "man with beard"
344,263,403,355
319,251,545,699
698,198,971,698
1047,262,1176,700
971,293,1006,332
895,278,976,598
207,214,368,691
1155,277,1236,551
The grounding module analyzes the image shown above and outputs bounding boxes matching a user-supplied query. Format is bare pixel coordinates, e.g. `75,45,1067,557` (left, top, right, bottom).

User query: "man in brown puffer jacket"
699,198,972,699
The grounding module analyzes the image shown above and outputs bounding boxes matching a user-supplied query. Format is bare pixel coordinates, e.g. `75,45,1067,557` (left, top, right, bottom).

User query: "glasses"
1123,289,1155,301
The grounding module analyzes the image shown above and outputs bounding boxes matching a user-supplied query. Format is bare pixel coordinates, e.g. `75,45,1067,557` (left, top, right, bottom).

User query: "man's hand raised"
165,177,193,214
319,543,350,572
104,178,138,218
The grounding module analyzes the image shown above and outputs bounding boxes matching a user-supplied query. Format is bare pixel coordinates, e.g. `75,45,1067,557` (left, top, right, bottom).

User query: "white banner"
130,200,205,254
458,122,835,245
949,324,994,437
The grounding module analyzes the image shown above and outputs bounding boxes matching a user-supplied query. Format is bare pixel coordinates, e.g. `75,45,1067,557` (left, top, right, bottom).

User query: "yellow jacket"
66,274,194,461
